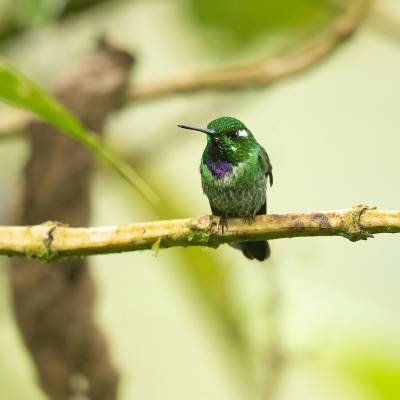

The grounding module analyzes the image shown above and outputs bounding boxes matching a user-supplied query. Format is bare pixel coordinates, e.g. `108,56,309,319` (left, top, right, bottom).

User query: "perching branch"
1,205,399,261
0,0,371,137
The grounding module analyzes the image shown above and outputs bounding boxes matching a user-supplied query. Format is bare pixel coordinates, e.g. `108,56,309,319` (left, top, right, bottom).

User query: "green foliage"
334,342,400,400
14,0,65,27
0,59,157,204
344,350,400,399
182,0,337,49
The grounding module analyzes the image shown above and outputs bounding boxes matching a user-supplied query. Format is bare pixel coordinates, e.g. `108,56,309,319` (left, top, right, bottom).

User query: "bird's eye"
228,131,238,139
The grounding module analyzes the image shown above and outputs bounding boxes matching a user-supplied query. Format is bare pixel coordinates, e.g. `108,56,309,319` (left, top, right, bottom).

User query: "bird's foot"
219,215,228,234
244,215,256,224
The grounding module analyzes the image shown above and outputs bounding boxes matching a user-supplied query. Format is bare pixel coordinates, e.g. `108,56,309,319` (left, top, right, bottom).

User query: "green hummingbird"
178,116,273,261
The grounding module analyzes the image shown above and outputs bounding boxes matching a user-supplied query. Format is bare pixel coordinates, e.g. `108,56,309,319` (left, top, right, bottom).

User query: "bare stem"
128,0,372,101
1,205,398,261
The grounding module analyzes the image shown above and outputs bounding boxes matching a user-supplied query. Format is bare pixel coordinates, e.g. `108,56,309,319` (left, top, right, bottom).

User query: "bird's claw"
244,214,256,224
219,215,228,234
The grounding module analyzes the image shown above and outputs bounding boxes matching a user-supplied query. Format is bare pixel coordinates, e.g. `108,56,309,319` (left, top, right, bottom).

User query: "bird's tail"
230,241,270,261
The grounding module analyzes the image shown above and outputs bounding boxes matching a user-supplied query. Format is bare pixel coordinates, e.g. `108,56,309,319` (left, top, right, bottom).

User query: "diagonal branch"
1,205,399,261
128,0,372,101
331,0,400,44
0,0,371,136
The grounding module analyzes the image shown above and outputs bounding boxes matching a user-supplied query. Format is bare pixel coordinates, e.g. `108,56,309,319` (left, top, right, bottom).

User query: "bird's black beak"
177,124,215,135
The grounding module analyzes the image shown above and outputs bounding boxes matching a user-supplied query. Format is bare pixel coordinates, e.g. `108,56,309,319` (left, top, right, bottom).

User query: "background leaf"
0,59,157,204
181,0,338,50
342,347,400,400
14,0,67,27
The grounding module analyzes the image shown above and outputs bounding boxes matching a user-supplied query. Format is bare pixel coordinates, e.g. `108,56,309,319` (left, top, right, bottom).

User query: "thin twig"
1,205,398,261
331,0,400,44
0,0,371,136
128,0,372,101
368,3,400,43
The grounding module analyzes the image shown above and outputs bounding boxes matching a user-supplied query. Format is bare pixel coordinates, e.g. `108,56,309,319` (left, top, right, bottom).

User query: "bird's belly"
202,173,266,217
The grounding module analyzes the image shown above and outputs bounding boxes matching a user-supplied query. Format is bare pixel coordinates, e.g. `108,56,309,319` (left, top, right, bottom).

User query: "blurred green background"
0,0,400,399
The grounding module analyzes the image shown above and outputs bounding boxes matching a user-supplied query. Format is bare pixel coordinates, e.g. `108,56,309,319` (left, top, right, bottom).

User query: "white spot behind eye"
238,129,248,137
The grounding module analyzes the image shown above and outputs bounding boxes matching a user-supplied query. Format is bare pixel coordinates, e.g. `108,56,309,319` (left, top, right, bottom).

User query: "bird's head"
178,116,257,164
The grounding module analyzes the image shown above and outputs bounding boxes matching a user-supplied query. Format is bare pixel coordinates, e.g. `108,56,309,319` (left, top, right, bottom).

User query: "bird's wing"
259,146,273,187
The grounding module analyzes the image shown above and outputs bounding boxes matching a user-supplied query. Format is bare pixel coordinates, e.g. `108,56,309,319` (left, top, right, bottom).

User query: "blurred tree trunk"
9,39,134,400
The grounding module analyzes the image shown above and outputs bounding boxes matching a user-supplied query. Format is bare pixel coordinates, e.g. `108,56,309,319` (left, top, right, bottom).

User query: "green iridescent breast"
200,148,267,217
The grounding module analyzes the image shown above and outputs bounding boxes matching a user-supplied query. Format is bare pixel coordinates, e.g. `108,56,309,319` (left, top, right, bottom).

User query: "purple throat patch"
206,160,233,179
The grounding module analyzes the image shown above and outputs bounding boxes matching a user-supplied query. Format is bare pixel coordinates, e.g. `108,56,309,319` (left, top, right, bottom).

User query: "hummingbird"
178,116,273,261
